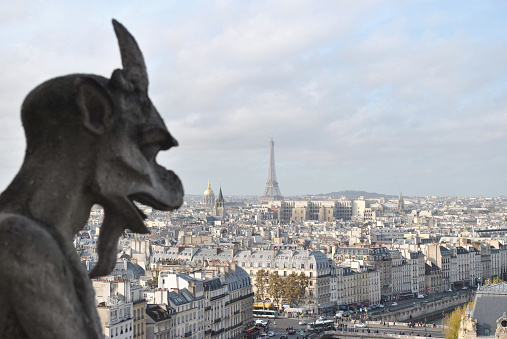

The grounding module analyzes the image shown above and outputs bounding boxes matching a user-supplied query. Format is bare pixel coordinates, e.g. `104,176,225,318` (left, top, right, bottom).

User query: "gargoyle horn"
112,19,148,92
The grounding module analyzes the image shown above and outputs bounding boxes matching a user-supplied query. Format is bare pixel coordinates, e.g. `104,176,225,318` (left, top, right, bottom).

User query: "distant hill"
315,190,397,200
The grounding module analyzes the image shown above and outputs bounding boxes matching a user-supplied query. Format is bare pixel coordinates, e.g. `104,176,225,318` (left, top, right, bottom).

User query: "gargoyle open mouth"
89,168,183,278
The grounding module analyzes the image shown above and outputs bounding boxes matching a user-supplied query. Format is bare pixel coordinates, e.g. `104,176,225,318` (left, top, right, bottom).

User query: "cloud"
0,0,506,197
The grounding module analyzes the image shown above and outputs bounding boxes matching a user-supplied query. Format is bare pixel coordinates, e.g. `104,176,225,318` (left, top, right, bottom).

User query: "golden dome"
203,180,215,196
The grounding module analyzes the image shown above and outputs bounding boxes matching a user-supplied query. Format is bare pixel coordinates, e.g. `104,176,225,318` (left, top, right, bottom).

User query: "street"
255,314,445,338
367,289,474,321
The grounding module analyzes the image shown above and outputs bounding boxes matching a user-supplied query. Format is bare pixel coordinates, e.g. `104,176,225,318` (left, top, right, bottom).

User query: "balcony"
214,318,221,323
211,329,224,337
184,331,192,337
210,293,227,301
229,292,254,304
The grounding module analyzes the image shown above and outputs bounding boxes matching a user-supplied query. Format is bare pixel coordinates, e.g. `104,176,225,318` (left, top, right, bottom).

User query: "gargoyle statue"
0,20,183,338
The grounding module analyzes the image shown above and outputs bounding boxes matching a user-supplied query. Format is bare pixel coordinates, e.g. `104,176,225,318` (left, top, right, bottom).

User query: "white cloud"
0,0,506,197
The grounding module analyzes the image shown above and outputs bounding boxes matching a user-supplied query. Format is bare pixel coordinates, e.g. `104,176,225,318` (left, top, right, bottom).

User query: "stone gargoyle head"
17,20,184,278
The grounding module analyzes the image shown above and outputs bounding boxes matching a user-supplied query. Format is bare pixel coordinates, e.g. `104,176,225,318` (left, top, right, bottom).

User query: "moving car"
417,294,425,299
280,335,288,339
268,331,275,337
354,323,367,328
299,320,307,325
391,302,398,306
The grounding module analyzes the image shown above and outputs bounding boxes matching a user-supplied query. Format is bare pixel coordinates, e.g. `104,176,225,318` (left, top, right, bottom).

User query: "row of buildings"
146,239,507,313
92,262,253,339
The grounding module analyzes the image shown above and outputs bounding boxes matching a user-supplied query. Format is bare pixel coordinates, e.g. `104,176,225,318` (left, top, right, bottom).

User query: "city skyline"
1,1,507,197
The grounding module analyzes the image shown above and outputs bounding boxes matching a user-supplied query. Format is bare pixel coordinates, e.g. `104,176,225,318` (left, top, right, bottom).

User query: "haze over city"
1,1,506,197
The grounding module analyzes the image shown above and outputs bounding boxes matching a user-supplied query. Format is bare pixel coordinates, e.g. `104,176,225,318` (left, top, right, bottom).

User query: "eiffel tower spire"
260,138,283,202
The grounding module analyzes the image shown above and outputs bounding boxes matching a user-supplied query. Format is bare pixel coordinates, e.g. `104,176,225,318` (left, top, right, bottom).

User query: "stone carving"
458,305,477,339
0,20,183,338
496,312,507,338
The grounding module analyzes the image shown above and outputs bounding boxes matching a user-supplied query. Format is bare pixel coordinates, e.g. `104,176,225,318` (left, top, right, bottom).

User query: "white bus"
253,309,278,318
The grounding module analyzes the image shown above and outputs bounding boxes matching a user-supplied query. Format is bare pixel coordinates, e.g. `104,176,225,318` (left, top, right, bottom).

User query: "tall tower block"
260,138,283,202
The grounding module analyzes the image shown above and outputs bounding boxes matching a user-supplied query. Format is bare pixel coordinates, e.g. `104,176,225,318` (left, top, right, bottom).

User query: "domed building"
203,181,215,207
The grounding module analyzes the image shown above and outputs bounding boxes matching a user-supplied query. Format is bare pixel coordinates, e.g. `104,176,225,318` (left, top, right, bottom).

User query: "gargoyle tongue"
88,199,147,279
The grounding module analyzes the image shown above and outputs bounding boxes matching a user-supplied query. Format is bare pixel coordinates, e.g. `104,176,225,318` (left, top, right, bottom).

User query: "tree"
268,272,284,309
284,272,299,306
442,301,474,339
255,269,269,306
295,272,310,304
282,272,309,306
484,276,503,285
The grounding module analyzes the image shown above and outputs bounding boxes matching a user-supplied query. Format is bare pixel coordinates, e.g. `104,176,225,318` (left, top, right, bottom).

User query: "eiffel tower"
260,138,283,202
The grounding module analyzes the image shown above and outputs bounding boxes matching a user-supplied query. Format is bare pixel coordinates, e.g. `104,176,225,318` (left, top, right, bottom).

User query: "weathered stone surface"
0,20,183,338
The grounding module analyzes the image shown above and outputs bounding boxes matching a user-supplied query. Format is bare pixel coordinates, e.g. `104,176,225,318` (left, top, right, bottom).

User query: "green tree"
255,269,269,306
442,301,474,339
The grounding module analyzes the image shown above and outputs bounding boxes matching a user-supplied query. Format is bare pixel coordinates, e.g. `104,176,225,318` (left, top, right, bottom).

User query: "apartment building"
96,295,134,339
333,246,392,300
425,244,451,290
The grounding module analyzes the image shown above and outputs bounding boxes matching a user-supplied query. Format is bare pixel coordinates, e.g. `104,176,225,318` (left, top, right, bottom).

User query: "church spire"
217,186,224,202
398,191,405,211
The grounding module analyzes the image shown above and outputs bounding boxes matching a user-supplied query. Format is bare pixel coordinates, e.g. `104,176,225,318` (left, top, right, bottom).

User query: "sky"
1,1,507,198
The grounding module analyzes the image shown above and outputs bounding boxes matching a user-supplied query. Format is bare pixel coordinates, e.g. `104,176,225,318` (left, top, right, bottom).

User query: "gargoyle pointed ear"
112,19,148,92
75,77,113,135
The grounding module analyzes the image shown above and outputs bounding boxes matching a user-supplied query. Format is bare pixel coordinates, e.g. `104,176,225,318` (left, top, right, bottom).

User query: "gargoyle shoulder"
0,213,102,339
0,213,64,283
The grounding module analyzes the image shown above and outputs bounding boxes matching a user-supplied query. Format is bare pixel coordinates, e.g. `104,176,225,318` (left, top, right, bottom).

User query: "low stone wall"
316,331,432,339
372,293,473,322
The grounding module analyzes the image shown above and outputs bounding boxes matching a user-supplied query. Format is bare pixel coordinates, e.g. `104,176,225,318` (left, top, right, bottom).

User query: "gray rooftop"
472,283,507,336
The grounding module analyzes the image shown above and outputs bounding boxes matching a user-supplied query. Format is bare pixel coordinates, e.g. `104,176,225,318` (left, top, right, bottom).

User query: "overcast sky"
1,1,506,197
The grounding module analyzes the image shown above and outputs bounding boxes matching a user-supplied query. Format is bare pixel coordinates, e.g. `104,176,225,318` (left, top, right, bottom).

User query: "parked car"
299,320,307,325
417,294,425,299
462,286,468,290
391,302,398,306
378,304,385,308
354,323,367,328
444,288,453,292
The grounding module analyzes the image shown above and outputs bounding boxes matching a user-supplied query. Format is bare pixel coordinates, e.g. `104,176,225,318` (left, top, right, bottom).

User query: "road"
255,314,445,338
359,322,443,338
368,289,474,320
